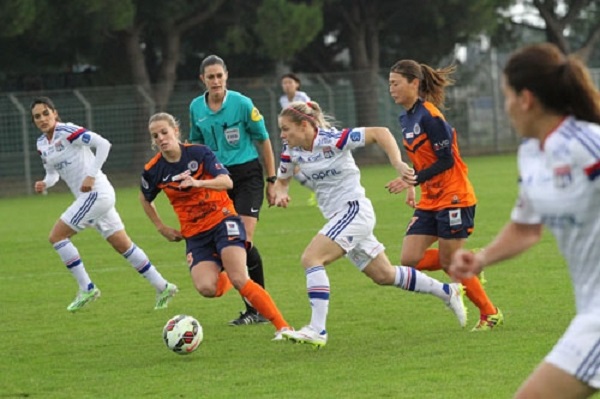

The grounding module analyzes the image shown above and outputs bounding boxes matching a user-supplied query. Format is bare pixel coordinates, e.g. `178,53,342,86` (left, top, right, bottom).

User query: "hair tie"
306,101,313,109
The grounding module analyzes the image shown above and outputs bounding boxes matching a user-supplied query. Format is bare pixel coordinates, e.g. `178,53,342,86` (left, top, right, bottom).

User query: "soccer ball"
163,314,203,355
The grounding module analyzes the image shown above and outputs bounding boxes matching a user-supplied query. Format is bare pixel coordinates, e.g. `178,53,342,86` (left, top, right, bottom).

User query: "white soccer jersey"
511,116,600,314
278,127,367,218
36,122,113,197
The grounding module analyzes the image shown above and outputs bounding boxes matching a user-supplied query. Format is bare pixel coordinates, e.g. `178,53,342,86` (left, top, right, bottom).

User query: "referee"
189,55,277,326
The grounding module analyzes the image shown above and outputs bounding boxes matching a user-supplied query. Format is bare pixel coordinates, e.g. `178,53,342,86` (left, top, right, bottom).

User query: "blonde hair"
279,101,334,129
148,112,181,151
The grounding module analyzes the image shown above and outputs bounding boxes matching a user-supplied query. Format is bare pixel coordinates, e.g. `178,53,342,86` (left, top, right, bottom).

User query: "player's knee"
400,253,420,267
194,283,216,298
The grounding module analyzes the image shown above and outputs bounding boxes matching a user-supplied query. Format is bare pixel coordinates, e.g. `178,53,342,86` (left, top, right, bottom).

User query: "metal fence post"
315,74,334,115
9,94,32,195
74,89,93,130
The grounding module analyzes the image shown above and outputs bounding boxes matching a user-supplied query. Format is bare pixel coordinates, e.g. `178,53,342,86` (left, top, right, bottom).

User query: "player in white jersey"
448,43,600,399
31,96,177,312
272,100,468,348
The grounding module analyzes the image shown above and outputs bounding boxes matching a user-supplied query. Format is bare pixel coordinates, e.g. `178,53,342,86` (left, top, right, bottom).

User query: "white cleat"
282,325,327,348
446,283,467,327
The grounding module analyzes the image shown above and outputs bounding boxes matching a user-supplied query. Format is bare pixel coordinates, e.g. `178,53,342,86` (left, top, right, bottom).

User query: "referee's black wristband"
266,176,277,184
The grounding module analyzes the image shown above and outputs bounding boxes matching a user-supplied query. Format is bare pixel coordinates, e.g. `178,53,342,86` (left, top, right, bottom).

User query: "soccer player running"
140,112,291,340
387,60,503,331
189,55,275,326
450,43,600,399
273,101,468,348
31,96,177,312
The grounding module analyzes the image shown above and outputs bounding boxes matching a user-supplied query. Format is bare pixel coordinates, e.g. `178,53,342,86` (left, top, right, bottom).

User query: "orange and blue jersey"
399,99,476,211
141,143,237,238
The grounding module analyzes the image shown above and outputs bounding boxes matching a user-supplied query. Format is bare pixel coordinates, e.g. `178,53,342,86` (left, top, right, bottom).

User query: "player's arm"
450,221,543,281
273,146,294,208
80,132,112,192
138,191,183,242
363,127,414,196
414,116,454,184
35,154,59,194
180,173,232,191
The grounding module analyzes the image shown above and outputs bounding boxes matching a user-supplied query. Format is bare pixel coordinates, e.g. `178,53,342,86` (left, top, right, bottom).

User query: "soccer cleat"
155,283,178,310
478,271,487,285
446,283,468,327
282,325,327,348
272,327,294,341
67,287,101,312
228,310,269,326
471,308,504,332
307,192,317,206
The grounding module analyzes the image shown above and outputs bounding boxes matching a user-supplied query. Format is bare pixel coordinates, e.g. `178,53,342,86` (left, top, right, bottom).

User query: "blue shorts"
406,206,476,239
185,216,247,270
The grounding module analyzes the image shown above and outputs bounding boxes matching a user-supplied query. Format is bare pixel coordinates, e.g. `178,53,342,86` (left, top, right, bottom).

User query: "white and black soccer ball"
163,314,203,355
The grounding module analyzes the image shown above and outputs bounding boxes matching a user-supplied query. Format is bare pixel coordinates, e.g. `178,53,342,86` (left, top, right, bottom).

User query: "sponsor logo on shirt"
311,169,341,180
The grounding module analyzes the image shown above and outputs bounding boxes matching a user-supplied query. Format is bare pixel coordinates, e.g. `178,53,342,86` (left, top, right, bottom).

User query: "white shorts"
319,198,384,271
61,190,124,239
545,313,600,388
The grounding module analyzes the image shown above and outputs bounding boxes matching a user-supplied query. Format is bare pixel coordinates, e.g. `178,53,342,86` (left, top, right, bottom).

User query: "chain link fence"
2,67,599,197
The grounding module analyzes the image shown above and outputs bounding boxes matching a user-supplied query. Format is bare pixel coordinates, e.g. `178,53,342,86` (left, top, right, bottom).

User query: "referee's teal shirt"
189,90,269,166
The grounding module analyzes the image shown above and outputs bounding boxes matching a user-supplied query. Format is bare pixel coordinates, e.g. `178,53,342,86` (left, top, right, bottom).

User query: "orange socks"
416,248,496,315
460,276,496,315
239,279,289,330
214,271,233,297
415,248,443,271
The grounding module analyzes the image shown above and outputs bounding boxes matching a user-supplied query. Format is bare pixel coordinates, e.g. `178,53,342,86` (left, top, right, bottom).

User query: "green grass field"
0,154,574,398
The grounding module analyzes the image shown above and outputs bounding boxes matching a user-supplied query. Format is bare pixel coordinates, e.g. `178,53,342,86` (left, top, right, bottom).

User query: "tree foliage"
510,0,600,62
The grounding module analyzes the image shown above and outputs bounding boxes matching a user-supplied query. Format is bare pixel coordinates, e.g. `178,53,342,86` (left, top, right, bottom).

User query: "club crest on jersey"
323,146,334,158
188,160,199,172
553,165,572,188
54,140,65,152
413,124,421,135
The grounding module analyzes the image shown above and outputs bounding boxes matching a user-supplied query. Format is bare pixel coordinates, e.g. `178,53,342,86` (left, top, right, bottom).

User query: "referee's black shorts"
226,159,265,219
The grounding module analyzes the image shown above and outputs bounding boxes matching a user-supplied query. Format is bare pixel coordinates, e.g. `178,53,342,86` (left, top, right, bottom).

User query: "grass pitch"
0,154,573,398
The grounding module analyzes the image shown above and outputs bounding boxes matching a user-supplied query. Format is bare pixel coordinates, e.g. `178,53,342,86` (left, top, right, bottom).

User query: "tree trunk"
153,30,181,111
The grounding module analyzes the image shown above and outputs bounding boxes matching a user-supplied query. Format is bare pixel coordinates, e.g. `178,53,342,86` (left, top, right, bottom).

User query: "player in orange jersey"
139,112,292,341
387,60,503,331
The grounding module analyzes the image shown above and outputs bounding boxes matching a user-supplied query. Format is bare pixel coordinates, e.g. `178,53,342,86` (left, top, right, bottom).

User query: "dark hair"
279,100,333,129
503,43,600,124
199,55,227,75
390,60,456,109
281,73,301,85
30,96,61,122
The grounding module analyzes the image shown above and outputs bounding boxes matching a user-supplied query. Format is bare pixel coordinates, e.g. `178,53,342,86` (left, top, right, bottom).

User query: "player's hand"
180,175,199,189
274,193,291,208
266,183,276,207
80,176,95,192
158,225,183,242
34,180,47,194
385,177,411,194
405,186,416,208
448,249,482,281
